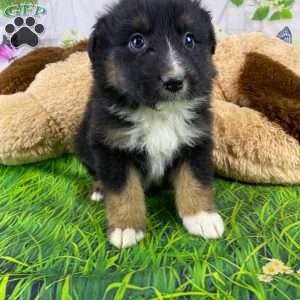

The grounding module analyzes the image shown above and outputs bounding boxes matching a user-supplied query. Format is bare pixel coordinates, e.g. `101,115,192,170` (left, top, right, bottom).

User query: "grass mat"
0,155,299,299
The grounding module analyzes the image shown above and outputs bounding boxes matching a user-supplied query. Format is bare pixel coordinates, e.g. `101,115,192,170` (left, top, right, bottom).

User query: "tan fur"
0,52,92,165
173,163,215,217
0,40,87,95
131,15,150,31
213,32,300,108
104,55,125,90
179,15,193,26
104,167,146,232
212,91,300,184
239,52,300,141
211,32,300,184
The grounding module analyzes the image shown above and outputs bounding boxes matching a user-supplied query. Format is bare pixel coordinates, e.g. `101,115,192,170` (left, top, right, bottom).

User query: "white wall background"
203,0,300,38
0,0,299,71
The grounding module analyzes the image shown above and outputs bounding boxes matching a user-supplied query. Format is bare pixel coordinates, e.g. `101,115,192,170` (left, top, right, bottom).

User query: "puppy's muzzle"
162,74,185,93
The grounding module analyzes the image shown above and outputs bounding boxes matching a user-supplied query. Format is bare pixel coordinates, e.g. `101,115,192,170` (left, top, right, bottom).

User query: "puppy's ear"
88,17,108,62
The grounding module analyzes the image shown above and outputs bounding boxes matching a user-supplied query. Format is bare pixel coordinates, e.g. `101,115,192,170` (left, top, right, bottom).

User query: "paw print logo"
5,17,45,48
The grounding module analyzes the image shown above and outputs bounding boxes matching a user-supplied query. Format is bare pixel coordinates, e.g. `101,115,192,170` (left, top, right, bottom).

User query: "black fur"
75,0,216,192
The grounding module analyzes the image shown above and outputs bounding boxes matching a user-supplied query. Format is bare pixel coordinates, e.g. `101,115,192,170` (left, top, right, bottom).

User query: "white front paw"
182,211,224,239
109,228,145,249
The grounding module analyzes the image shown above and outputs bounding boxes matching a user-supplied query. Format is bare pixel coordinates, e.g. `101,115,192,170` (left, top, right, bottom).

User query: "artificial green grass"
0,155,300,299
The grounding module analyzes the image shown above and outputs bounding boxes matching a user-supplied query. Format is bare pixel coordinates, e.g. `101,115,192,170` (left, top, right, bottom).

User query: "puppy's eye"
184,33,195,49
129,34,145,51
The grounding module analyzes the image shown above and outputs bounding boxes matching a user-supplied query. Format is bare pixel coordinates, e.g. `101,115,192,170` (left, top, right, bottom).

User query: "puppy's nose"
162,75,184,93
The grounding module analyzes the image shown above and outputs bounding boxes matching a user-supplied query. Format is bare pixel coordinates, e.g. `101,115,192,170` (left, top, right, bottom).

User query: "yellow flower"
258,274,273,283
280,266,294,274
263,262,281,276
267,259,284,267
263,259,294,275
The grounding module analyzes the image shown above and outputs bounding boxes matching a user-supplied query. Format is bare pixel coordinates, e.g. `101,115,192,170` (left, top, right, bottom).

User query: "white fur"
166,39,185,80
90,192,103,202
108,98,206,182
182,211,224,239
109,228,145,248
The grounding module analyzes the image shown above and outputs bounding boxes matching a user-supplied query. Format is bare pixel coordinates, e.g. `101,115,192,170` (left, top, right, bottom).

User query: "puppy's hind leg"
90,180,104,202
80,164,103,202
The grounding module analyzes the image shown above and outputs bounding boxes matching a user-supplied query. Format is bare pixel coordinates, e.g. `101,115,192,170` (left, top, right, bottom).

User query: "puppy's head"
90,0,216,108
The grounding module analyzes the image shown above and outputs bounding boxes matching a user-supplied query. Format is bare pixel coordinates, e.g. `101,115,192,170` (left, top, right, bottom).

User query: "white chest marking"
109,99,206,181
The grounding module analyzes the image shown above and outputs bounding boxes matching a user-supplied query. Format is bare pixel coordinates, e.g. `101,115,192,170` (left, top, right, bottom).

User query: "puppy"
75,0,224,248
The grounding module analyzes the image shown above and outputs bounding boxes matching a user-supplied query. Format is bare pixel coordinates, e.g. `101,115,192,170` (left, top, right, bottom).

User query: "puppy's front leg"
105,166,146,249
92,146,146,249
173,142,224,239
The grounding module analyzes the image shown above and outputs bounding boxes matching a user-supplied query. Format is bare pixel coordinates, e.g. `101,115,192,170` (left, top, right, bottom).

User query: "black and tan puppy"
75,0,224,248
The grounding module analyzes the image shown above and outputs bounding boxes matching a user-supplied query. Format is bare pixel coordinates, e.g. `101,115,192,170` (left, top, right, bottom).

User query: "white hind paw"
90,192,103,202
